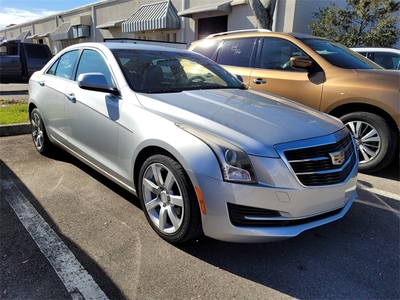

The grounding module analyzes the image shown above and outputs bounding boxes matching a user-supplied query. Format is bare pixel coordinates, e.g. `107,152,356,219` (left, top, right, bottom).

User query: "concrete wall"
0,0,398,52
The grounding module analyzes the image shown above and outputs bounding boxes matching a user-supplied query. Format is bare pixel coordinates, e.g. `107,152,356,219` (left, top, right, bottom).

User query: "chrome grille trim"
275,128,357,187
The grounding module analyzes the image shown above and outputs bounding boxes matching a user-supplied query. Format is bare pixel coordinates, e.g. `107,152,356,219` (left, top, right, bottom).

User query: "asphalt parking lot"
1,133,399,300
1,83,399,299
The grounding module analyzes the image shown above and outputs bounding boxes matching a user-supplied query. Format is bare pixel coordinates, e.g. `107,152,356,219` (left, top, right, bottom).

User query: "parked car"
189,30,400,173
28,42,358,243
350,47,400,70
0,40,52,83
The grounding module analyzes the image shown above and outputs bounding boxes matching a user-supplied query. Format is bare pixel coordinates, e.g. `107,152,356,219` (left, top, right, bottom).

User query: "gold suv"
189,30,400,173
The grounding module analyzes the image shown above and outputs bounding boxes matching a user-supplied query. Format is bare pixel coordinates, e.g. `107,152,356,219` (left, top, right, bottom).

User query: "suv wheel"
340,112,397,173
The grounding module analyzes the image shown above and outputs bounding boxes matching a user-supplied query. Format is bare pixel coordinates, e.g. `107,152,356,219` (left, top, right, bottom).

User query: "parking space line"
357,182,400,202
1,176,109,300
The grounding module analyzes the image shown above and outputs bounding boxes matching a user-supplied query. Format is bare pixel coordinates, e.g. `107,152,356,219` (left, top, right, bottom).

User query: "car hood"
353,69,400,87
136,89,344,157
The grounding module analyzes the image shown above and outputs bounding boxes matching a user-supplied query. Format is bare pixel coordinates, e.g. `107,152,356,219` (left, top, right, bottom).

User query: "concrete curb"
0,123,31,137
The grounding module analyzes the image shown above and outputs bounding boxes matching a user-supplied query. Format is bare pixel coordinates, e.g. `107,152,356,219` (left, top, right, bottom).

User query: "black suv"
0,40,52,83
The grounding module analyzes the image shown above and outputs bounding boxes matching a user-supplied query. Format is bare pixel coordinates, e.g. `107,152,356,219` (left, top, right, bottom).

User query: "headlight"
177,124,257,183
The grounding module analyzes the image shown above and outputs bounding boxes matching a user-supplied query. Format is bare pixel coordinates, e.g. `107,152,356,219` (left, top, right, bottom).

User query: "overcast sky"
0,0,101,29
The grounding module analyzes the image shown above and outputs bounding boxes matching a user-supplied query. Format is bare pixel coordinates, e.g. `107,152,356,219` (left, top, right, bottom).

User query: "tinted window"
373,52,400,70
76,49,112,85
25,44,50,59
0,43,18,55
259,37,307,71
46,50,79,79
215,38,256,67
301,38,380,69
192,40,220,59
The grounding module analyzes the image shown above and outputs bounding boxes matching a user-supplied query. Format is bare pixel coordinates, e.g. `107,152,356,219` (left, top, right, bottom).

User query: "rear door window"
373,52,400,70
215,38,256,67
46,50,79,79
25,44,50,59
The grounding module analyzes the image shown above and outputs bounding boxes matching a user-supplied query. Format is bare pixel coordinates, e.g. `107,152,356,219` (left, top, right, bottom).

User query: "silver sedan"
28,42,358,243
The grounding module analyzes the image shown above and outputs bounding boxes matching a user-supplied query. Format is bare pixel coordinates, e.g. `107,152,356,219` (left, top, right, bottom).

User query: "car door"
65,48,121,176
38,49,80,144
0,42,22,82
248,37,324,111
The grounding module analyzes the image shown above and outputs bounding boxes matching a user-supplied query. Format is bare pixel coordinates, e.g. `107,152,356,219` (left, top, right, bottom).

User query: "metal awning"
27,34,39,39
12,31,31,40
97,19,125,29
38,32,51,38
50,22,72,41
178,1,232,17
122,0,180,33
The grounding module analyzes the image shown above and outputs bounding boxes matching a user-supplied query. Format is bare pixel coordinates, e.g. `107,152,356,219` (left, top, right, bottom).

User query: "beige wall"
3,0,395,53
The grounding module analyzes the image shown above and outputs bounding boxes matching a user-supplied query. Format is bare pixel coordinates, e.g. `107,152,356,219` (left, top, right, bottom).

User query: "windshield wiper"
143,88,183,93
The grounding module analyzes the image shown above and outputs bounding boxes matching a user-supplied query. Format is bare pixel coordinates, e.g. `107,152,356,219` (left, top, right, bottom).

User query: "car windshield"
112,49,245,93
301,38,382,70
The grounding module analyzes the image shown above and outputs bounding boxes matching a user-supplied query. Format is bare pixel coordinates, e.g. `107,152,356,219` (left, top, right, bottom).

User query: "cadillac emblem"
329,151,346,166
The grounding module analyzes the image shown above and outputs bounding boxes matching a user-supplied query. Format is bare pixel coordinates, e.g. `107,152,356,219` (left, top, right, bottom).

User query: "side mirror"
77,73,120,96
235,74,244,82
290,56,314,71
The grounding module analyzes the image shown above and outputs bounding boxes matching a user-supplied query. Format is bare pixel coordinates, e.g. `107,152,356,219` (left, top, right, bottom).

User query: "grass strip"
0,102,29,125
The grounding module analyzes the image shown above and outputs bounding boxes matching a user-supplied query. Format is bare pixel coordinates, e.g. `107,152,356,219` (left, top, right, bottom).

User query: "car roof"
350,47,400,54
200,30,326,41
61,42,188,54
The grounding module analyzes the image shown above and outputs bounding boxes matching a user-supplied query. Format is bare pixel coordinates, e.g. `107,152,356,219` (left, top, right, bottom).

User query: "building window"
72,25,90,39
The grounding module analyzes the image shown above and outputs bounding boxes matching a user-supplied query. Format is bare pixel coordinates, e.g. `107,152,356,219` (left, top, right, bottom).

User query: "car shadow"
0,160,126,299
0,90,29,96
44,146,399,299
365,160,400,180
176,194,399,299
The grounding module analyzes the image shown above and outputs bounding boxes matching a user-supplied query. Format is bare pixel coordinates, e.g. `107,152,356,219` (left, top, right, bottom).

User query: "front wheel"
340,112,398,173
138,154,202,243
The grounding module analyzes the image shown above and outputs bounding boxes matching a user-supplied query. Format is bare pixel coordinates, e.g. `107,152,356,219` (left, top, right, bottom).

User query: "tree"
309,0,400,47
250,0,277,30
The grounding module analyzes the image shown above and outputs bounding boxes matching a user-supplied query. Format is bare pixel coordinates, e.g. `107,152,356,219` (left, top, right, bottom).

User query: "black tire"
138,154,202,243
30,108,53,156
340,112,398,173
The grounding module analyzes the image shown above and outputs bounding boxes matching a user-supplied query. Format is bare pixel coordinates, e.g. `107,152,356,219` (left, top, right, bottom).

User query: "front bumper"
194,159,358,243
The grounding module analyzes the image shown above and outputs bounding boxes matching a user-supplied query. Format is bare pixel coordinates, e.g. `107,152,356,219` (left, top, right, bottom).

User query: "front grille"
281,132,356,186
227,202,343,227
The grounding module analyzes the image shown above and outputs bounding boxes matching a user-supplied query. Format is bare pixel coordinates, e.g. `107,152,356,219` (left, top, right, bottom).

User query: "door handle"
66,92,76,103
38,81,45,87
252,78,267,85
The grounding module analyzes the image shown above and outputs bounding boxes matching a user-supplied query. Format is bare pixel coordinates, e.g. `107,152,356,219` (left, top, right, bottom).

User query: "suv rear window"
192,40,220,59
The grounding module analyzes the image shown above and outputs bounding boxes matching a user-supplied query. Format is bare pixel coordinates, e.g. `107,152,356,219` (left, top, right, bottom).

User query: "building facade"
0,0,346,54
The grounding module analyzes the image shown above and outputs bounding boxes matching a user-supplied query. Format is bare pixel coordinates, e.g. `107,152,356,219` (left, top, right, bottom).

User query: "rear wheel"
30,108,53,155
138,154,202,243
340,112,397,173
